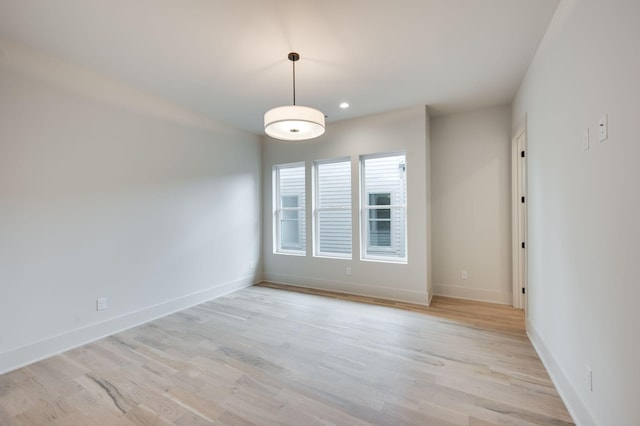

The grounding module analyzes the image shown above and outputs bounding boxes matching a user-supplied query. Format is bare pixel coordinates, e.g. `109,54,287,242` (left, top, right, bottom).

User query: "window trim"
273,162,306,256
360,152,408,263
313,157,352,259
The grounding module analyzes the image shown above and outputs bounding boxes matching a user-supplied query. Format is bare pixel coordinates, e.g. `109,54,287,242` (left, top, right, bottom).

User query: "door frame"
511,126,527,311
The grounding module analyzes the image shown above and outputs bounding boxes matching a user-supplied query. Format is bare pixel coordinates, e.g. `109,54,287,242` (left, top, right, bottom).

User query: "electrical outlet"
585,365,593,392
97,297,107,311
346,267,352,276
461,270,468,280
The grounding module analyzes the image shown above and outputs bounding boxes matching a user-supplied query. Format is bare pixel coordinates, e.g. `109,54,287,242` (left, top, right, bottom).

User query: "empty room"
1,1,638,425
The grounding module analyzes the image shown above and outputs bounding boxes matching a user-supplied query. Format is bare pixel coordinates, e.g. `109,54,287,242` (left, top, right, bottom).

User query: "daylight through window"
314,159,352,258
274,163,306,254
361,153,407,262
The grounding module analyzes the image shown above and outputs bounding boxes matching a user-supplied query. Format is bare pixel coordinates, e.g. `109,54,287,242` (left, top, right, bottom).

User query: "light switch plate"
599,114,608,142
585,365,593,391
583,128,589,150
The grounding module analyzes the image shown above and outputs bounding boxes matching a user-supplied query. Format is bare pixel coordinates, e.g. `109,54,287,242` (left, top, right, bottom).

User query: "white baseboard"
0,276,257,375
263,272,429,306
433,283,511,305
526,318,597,426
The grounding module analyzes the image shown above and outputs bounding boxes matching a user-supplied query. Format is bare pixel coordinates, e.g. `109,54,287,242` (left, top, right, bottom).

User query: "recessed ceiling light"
339,102,350,109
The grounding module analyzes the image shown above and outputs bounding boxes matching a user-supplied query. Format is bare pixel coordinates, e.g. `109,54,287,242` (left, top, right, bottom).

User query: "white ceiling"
0,0,559,134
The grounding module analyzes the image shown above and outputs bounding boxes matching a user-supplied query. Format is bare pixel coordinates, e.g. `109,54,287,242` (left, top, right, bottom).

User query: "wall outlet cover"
97,297,107,311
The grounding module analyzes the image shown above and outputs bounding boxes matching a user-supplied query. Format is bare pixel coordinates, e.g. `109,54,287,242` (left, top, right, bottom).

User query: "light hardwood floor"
0,283,573,425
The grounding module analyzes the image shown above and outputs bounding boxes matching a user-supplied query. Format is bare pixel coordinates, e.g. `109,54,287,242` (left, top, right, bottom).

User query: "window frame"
360,152,408,263
313,157,352,259
366,192,394,251
273,162,306,256
280,194,302,250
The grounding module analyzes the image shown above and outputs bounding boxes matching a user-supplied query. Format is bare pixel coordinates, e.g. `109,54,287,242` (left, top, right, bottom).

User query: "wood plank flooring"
0,283,573,425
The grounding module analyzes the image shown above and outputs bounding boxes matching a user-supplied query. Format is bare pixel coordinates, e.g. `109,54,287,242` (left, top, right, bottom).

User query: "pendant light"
264,52,325,141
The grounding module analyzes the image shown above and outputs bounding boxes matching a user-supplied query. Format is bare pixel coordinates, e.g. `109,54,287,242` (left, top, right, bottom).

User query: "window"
314,158,351,258
361,153,407,261
368,193,391,247
274,163,306,254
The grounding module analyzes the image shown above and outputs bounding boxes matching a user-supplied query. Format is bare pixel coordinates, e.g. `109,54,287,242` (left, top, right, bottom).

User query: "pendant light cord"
287,52,300,105
292,57,296,106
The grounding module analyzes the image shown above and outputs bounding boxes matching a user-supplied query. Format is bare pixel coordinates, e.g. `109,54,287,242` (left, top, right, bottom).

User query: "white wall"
0,38,262,374
262,106,430,304
431,106,512,304
513,1,640,424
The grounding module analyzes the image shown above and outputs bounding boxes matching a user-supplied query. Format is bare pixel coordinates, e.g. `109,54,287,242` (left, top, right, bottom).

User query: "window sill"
360,256,407,265
274,251,306,257
313,253,352,260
